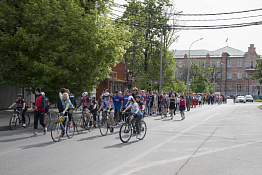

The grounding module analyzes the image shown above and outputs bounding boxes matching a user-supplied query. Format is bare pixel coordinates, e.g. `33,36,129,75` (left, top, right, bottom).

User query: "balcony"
245,66,255,71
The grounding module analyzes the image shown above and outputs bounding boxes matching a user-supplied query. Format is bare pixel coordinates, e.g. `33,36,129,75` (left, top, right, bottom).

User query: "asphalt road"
1,100,262,175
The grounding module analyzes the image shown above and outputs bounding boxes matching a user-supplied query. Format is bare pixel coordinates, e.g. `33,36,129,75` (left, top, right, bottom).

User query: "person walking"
169,94,176,119
179,95,186,120
32,87,46,137
185,93,191,111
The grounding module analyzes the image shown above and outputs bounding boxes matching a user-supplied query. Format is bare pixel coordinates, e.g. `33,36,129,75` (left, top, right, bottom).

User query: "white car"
236,96,246,103
245,95,254,102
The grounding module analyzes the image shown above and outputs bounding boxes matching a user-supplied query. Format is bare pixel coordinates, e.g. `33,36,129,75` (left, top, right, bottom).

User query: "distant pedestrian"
169,94,176,119
179,95,186,120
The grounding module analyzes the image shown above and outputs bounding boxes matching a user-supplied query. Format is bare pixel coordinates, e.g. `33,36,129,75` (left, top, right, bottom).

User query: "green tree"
253,56,262,84
0,0,129,102
189,63,210,93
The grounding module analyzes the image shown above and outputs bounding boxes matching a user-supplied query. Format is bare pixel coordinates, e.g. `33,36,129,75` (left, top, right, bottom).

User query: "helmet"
82,92,88,97
17,93,23,97
41,92,45,96
132,87,138,91
58,116,65,123
135,95,140,99
128,96,133,101
104,93,110,97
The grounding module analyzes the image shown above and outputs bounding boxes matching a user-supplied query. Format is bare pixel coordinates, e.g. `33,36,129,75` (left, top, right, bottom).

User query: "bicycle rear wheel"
66,122,75,139
51,122,62,142
119,123,132,143
76,117,84,134
45,114,51,129
139,121,147,140
98,118,108,136
9,116,17,130
24,114,30,128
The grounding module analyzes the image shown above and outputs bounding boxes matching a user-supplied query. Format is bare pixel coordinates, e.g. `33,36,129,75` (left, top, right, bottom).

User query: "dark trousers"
186,101,190,111
135,115,142,135
91,109,97,122
34,111,45,129
18,106,28,123
115,108,120,122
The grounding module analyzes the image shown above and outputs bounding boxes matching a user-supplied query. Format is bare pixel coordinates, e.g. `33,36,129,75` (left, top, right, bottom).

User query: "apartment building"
174,44,261,96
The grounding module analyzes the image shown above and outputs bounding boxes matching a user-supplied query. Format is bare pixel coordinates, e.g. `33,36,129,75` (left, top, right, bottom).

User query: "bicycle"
9,108,30,130
76,109,92,134
50,112,75,142
98,110,113,136
119,113,147,143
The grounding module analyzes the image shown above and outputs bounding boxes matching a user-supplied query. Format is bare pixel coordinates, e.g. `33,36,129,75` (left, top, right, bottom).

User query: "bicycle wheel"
45,114,51,129
98,118,108,136
51,122,62,142
24,114,30,128
84,116,91,131
139,121,147,140
66,122,75,139
119,123,132,143
76,117,84,134
9,116,17,130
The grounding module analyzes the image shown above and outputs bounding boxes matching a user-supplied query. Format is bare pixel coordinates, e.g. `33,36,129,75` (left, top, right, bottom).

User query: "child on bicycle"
61,93,74,127
98,92,115,133
9,93,28,127
122,96,143,140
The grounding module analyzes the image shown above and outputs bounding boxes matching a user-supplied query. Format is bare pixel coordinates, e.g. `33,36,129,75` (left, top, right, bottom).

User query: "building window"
252,86,255,92
210,60,215,67
250,61,253,68
217,60,221,67
179,61,183,68
246,61,248,68
200,60,205,68
120,86,122,92
237,72,242,79
246,86,249,92
217,72,222,79
237,59,242,67
227,60,232,67
237,84,242,91
226,84,232,90
227,72,232,79
216,84,221,91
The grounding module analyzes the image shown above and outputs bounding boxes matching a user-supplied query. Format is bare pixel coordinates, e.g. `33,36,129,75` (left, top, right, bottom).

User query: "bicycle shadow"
19,141,55,149
78,134,104,141
0,135,32,143
103,140,139,149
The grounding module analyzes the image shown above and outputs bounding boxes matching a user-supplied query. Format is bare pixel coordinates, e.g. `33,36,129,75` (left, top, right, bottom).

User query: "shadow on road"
103,140,138,149
0,135,32,143
78,134,104,141
19,141,55,149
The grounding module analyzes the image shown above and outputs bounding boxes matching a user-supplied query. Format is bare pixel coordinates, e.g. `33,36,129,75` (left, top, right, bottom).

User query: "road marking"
105,123,201,175
120,141,261,175
203,111,221,121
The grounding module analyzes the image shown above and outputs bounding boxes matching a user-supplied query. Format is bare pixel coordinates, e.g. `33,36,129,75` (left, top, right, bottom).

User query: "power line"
113,3,262,16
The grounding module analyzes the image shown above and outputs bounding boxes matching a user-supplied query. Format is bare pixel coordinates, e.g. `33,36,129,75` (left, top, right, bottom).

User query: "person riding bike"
98,92,115,133
9,93,28,127
76,92,93,126
122,96,143,140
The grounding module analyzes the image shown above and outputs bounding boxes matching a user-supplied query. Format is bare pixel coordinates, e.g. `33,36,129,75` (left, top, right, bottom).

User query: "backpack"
44,97,49,108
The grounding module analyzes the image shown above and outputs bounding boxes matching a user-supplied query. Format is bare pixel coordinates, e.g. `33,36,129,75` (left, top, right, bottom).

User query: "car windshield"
246,95,252,98
237,96,244,98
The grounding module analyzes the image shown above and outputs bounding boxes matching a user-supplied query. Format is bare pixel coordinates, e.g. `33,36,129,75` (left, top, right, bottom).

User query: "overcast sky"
113,0,262,55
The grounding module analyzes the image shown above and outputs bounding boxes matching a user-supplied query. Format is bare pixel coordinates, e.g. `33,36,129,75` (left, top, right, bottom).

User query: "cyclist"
91,96,98,128
98,92,115,133
233,95,236,104
61,93,74,127
76,92,93,126
9,93,28,127
41,92,49,126
122,96,143,139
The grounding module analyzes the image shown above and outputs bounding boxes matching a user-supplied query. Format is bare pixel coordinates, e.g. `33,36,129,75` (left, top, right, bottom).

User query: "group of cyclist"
9,86,229,138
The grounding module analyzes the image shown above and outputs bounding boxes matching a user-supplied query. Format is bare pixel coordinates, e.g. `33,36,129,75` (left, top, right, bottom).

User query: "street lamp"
186,38,203,93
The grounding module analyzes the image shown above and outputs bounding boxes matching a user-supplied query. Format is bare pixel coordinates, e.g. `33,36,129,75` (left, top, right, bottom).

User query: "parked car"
245,95,254,102
236,96,246,103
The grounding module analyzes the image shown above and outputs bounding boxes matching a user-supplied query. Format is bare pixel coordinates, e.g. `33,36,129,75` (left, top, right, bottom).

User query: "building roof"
174,46,245,58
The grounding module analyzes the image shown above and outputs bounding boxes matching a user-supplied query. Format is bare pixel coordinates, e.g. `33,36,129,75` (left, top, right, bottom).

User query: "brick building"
96,61,127,98
174,44,261,96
